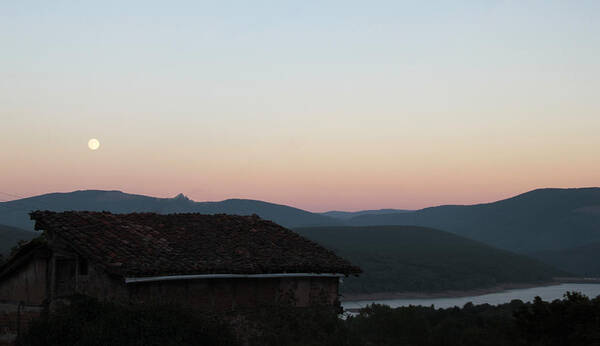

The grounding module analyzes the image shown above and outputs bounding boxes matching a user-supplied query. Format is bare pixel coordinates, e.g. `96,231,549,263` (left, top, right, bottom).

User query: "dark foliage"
296,226,564,294
513,292,600,346
341,292,600,346
9,235,46,258
17,292,600,346
246,305,350,346
530,242,600,276
0,223,36,255
17,296,236,346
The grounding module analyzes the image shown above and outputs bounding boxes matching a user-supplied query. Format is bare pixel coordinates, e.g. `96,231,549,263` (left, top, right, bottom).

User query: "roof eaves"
125,272,347,284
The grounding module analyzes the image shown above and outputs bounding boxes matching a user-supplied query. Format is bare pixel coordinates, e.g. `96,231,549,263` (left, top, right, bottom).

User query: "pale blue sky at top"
1,1,599,211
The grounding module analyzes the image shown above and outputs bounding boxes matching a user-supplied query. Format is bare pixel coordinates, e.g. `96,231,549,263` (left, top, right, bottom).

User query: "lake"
342,283,600,310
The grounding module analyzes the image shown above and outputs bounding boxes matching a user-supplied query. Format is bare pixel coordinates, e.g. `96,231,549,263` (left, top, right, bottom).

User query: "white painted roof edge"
125,272,346,284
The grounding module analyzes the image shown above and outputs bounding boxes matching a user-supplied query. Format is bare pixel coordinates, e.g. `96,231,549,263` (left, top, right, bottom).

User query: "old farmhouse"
0,211,360,315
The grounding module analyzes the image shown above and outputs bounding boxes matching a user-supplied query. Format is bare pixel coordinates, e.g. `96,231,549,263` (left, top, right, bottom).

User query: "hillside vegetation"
530,242,600,277
342,188,600,253
295,226,566,294
0,224,36,255
321,209,412,220
3,188,600,277
19,292,600,346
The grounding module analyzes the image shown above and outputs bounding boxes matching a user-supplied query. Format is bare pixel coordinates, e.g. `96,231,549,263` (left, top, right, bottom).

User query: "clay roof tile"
29,211,361,278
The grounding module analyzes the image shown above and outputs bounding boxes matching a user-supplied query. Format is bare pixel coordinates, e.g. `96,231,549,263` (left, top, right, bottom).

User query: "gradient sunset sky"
2,1,599,212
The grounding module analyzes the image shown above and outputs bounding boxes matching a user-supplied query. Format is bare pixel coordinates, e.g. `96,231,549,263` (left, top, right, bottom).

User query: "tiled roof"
30,211,361,278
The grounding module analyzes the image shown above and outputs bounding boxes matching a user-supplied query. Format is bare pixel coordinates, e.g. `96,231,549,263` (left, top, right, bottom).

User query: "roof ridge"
28,211,362,278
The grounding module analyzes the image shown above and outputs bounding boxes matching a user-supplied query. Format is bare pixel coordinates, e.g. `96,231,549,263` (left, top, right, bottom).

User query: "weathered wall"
0,258,48,306
0,303,43,346
46,236,129,303
0,233,341,313
75,262,129,303
126,276,340,311
75,266,340,312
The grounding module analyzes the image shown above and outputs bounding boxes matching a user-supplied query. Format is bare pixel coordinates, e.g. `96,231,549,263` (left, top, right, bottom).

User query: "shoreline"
340,281,560,302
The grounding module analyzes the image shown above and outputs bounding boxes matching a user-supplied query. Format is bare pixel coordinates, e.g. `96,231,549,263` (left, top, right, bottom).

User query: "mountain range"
296,225,565,294
0,190,341,231
2,187,600,276
340,188,600,254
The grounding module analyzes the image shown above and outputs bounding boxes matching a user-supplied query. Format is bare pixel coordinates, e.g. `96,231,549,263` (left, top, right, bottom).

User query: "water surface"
342,283,600,310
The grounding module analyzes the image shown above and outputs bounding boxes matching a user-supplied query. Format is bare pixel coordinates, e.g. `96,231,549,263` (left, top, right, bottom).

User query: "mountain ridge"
295,225,567,294
3,187,600,257
343,187,600,253
0,189,342,231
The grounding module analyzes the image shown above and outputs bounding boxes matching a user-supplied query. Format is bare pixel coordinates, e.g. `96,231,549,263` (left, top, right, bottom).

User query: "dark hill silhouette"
4,187,600,267
0,224,36,255
0,190,342,232
530,242,600,277
321,209,413,220
295,225,566,294
345,188,600,253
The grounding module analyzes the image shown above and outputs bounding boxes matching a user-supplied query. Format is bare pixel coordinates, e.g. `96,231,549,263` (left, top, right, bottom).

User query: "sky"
1,1,599,212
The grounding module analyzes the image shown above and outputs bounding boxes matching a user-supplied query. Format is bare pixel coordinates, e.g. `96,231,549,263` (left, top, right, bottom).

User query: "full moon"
88,138,100,151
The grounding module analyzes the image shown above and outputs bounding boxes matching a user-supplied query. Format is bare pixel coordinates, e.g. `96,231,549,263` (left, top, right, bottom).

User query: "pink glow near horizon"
1,181,597,213
2,2,599,211
2,119,599,212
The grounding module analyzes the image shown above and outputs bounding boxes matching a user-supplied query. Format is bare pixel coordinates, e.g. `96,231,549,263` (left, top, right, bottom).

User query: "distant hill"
0,190,341,231
0,224,36,255
4,187,600,276
321,209,413,220
345,188,600,253
295,225,566,294
529,242,600,277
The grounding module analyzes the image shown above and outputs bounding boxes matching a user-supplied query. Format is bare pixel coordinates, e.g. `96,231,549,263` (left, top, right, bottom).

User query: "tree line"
18,292,600,346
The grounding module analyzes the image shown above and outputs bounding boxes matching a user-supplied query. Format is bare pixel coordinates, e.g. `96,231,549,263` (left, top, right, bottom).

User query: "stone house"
0,211,360,341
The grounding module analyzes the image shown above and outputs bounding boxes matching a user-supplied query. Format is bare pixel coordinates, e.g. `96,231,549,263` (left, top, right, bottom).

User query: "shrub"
17,296,236,346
